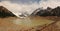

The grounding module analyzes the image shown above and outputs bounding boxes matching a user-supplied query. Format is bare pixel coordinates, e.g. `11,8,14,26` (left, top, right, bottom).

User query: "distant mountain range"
0,6,60,18
32,6,60,16
0,6,16,18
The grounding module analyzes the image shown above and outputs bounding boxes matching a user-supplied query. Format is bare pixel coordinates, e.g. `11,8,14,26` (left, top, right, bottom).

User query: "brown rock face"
35,6,60,16
0,6,16,17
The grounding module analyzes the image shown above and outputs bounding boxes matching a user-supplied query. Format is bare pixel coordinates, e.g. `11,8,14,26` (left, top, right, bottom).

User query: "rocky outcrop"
35,6,60,16
0,6,16,17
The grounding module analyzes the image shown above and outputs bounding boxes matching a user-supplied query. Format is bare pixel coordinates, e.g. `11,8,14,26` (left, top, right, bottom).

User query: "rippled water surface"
0,16,54,31
13,16,54,27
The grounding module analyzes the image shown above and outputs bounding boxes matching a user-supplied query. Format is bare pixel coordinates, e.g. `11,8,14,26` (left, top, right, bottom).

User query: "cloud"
0,0,60,17
0,1,39,17
1,0,40,4
39,0,60,9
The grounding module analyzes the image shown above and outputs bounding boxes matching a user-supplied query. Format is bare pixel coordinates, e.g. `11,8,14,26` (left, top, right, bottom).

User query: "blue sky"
0,0,60,16
0,0,41,4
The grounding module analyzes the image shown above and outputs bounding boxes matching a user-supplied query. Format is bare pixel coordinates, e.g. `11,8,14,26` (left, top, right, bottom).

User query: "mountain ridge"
32,6,60,16
0,6,16,18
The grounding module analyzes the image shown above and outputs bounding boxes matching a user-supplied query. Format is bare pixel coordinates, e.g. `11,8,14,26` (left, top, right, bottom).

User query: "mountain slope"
35,6,60,16
0,6,16,17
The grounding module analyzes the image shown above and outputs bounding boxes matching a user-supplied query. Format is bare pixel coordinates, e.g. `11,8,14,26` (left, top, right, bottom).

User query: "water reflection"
0,16,54,31
13,17,32,27
12,16,54,27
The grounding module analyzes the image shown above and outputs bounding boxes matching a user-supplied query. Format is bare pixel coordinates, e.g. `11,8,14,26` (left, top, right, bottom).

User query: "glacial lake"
0,16,54,31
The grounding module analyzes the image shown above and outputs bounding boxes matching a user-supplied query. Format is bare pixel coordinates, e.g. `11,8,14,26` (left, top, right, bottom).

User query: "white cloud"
39,0,60,9
0,0,60,17
0,1,39,17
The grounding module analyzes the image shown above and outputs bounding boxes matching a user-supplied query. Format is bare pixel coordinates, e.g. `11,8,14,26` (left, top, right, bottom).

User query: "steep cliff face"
36,6,60,16
0,6,16,17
